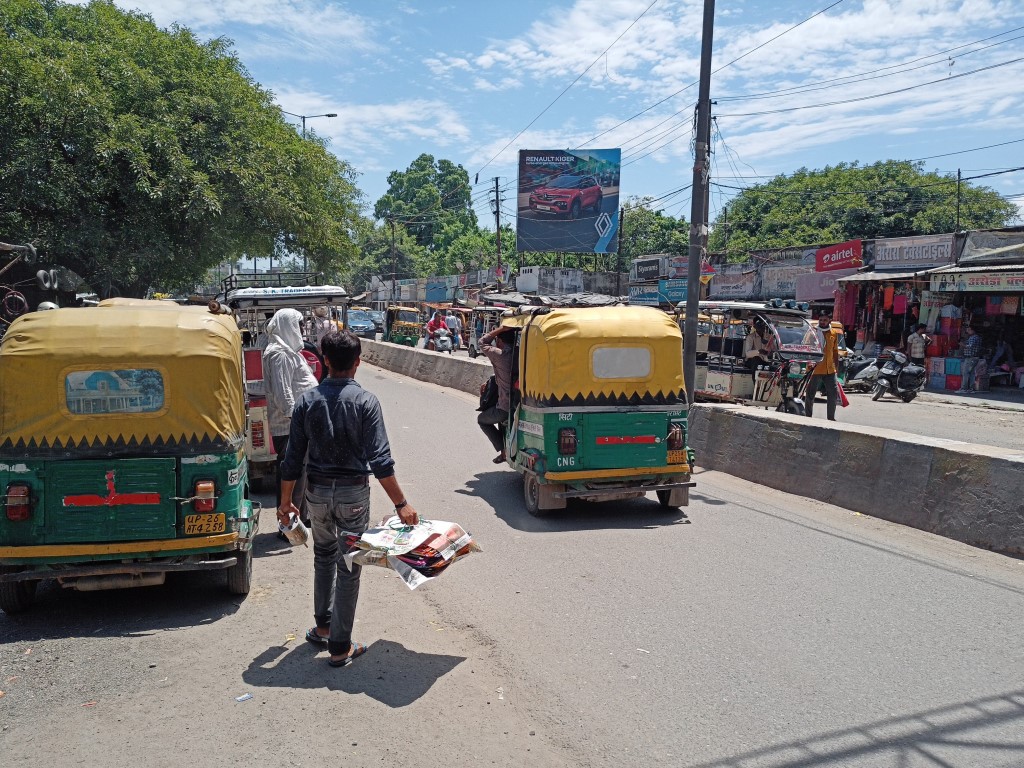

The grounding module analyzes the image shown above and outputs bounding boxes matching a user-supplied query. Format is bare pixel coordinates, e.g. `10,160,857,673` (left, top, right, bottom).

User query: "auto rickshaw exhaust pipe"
64,572,167,591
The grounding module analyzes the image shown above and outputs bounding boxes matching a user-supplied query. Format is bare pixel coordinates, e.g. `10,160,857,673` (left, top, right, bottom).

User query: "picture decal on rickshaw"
65,369,165,415
62,470,161,508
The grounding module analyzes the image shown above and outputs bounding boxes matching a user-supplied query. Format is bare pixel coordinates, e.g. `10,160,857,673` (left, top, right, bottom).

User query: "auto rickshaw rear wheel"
0,569,38,614
523,472,544,516
226,549,252,595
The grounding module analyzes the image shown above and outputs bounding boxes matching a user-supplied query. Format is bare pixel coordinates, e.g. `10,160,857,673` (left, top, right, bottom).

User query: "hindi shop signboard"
875,234,955,272
708,265,758,299
815,240,863,272
516,148,621,254
761,262,813,299
930,270,1024,292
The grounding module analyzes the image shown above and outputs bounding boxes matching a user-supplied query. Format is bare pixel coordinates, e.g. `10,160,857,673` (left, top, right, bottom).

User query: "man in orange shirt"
805,309,842,421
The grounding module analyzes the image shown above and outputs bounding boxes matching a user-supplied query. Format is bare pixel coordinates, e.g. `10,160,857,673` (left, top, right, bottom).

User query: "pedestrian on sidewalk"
906,323,930,367
804,309,842,421
278,330,419,668
958,326,982,393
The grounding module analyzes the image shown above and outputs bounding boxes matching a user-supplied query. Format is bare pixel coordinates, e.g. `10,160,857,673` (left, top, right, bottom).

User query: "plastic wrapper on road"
341,516,481,590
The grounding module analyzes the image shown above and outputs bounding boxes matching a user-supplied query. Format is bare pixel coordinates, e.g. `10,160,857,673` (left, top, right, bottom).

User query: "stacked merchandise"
342,516,481,590
927,358,946,390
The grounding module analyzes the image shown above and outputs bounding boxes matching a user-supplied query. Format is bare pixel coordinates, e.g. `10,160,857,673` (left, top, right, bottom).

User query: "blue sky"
88,0,1024,229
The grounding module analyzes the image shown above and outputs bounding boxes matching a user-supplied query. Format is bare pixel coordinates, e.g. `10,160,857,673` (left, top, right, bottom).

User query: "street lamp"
280,110,338,139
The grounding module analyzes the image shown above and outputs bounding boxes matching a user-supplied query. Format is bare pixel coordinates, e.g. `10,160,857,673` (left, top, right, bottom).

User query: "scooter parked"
843,354,879,393
871,350,926,403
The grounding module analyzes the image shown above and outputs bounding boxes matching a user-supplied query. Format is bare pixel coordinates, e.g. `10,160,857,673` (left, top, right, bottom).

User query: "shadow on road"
457,470,689,532
242,639,464,707
686,688,1024,767
0,569,241,641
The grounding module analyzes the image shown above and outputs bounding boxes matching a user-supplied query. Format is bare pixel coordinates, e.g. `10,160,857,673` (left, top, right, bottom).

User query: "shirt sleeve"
280,396,309,482
360,395,396,479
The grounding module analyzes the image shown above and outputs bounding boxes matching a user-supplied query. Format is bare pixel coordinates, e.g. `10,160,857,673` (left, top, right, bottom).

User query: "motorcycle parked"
843,354,880,393
871,350,926,403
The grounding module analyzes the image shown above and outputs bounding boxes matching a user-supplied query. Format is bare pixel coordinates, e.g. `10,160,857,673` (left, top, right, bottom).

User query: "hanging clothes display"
893,294,907,315
883,286,895,310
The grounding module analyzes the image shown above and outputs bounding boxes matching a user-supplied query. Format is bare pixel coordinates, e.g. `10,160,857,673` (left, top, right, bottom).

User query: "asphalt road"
3,364,1023,767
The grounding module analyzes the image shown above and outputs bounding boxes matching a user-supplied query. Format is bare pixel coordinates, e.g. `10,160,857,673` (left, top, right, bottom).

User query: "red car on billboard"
528,174,603,219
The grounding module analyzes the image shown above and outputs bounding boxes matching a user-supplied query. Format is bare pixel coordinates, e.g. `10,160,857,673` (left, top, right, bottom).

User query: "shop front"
923,227,1024,392
837,234,956,355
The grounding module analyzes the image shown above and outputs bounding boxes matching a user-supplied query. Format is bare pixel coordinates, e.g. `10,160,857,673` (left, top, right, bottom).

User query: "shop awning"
836,270,922,283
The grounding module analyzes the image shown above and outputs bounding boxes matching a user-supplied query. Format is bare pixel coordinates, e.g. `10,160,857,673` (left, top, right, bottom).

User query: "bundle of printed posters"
341,516,481,590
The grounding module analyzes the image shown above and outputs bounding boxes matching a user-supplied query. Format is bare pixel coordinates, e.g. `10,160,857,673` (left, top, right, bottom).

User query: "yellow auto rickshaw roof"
0,302,245,455
499,306,686,407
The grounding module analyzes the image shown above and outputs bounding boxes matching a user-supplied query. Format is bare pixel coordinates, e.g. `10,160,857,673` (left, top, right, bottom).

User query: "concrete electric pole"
684,0,715,405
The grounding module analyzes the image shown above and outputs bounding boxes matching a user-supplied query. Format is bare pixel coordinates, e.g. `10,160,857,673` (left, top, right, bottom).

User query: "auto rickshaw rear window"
64,369,166,415
591,346,651,379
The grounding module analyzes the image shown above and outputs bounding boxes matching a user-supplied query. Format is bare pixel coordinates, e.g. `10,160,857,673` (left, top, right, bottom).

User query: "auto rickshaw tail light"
194,480,216,513
5,483,32,521
558,428,577,455
667,423,685,451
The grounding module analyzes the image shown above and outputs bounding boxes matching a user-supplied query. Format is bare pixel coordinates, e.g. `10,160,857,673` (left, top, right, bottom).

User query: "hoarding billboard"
516,149,621,254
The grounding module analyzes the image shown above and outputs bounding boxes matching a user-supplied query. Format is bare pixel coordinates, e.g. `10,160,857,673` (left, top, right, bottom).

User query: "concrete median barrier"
688,404,1024,555
360,338,492,397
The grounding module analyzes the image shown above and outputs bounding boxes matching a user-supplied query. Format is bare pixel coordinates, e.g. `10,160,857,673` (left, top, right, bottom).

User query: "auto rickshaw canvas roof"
0,302,245,455
674,300,811,318
497,306,686,408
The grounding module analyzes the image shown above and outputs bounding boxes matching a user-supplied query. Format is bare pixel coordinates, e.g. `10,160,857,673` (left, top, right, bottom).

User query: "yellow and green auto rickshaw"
385,305,422,346
0,300,258,613
497,306,694,515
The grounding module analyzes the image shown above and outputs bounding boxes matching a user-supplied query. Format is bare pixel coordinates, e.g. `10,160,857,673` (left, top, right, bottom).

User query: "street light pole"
280,110,338,140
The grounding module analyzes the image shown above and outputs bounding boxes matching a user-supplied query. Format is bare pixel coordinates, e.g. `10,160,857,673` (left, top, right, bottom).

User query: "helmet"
36,301,59,311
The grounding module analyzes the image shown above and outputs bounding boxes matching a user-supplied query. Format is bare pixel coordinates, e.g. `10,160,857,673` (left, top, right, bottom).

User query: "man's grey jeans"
307,481,371,656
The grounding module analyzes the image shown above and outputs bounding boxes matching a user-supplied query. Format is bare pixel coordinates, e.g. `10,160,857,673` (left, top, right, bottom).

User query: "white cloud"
78,0,377,60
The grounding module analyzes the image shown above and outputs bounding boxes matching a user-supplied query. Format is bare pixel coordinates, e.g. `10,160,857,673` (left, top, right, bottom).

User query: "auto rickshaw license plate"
184,513,226,535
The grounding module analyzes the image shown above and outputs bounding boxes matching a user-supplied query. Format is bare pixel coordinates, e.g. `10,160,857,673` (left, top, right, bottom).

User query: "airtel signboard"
815,240,863,272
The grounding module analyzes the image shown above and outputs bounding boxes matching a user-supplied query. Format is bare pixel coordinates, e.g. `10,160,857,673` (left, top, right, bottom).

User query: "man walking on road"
278,330,419,668
805,310,842,421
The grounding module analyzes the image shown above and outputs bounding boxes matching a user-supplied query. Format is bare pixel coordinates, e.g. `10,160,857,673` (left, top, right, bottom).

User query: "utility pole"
389,218,397,311
723,206,729,261
617,206,625,297
684,0,715,405
493,177,503,290
956,169,962,231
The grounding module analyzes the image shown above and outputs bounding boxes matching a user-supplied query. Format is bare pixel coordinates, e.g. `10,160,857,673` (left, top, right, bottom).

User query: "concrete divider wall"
360,339,492,396
360,339,1024,554
688,404,1024,554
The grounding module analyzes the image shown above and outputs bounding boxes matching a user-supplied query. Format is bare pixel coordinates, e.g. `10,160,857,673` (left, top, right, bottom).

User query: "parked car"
368,310,385,334
346,310,378,339
528,175,603,219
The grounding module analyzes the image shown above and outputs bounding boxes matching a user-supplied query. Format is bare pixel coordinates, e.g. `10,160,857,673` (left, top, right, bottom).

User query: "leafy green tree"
620,197,689,259
0,0,362,295
709,160,1017,258
373,154,477,251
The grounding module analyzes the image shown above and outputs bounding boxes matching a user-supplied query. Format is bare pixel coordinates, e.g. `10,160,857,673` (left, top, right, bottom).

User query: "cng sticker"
556,456,576,468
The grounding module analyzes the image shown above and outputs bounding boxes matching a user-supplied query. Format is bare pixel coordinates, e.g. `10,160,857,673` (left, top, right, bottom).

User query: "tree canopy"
373,153,477,252
621,198,688,260
709,160,1017,258
0,0,362,295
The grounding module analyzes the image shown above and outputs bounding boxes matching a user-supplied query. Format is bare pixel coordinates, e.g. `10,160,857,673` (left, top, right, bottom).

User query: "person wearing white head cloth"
263,308,319,518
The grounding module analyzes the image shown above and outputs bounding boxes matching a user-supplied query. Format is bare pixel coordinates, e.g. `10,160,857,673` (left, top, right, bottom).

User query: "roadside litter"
342,516,481,590
235,693,253,702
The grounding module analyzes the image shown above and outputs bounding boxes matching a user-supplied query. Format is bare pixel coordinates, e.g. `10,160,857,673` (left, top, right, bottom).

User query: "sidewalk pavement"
918,386,1024,411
